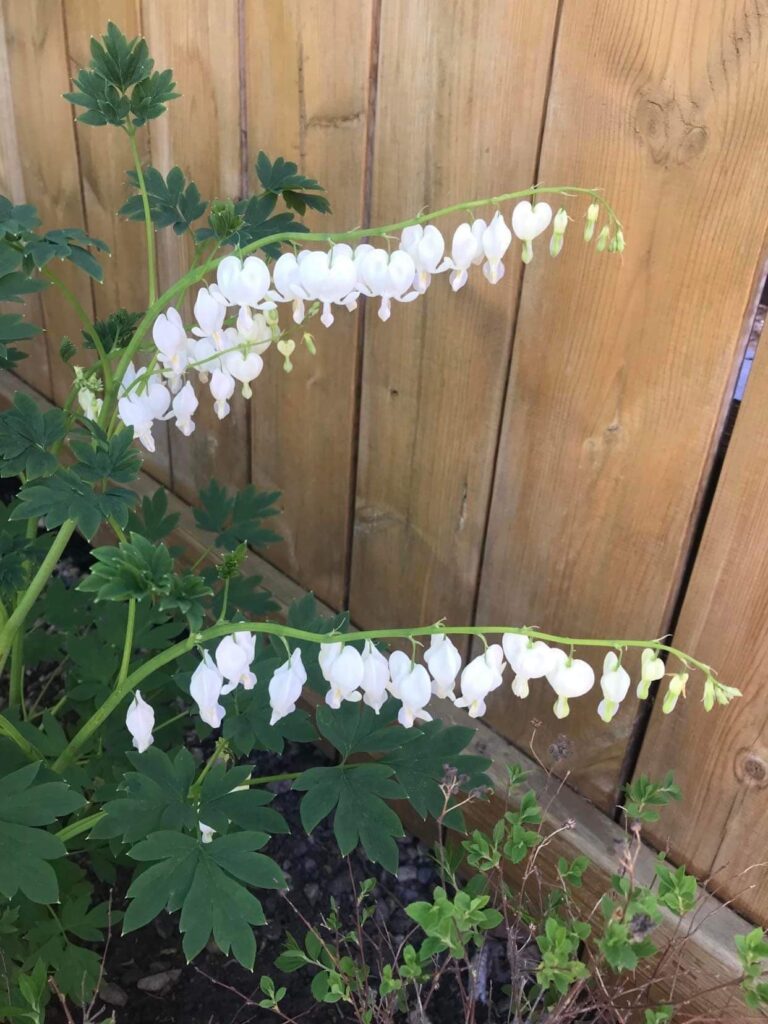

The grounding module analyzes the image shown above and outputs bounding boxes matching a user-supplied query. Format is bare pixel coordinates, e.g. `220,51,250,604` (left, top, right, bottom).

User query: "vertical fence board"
142,0,245,502
244,0,374,609
62,1,172,487
2,0,93,405
0,3,50,398
475,0,768,809
636,322,768,924
349,0,560,633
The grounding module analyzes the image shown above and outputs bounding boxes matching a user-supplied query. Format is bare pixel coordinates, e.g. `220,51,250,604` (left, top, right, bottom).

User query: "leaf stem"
117,599,137,688
243,771,301,787
0,520,76,673
8,517,41,716
125,124,157,307
55,810,106,844
42,268,113,392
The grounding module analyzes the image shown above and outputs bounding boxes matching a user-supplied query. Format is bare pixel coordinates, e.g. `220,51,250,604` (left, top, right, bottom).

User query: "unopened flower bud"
662,672,688,714
614,228,625,253
583,203,600,242
303,332,316,355
596,225,611,252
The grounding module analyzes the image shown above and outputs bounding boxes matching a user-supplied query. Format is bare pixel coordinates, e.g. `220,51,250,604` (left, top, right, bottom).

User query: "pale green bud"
303,332,316,355
277,337,295,373
553,207,569,234
615,228,625,253
596,225,611,252
583,202,600,241
662,672,688,714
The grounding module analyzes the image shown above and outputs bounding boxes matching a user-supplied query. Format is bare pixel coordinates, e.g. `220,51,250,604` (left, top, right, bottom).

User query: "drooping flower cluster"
116,199,584,447
125,628,678,754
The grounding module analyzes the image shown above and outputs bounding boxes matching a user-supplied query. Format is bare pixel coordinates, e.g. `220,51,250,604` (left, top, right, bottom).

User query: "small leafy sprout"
736,928,768,1009
621,771,682,824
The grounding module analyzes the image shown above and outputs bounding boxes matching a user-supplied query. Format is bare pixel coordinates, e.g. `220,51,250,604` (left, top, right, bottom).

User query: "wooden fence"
1,0,767,928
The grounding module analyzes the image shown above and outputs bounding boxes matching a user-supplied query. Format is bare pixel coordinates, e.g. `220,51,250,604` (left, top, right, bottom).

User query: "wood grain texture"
475,0,768,809
0,3,50,398
2,0,95,405
349,0,560,633
244,0,374,609
141,0,245,501
637,320,768,926
62,1,172,487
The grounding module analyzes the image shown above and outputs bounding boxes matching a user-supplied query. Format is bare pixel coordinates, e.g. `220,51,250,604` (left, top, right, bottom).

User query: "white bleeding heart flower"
222,348,264,399
481,211,512,284
397,663,433,728
503,635,558,698
662,672,688,714
637,648,665,699
216,632,256,695
199,821,216,844
444,219,486,291
360,640,390,713
193,286,227,346
125,690,154,753
424,634,462,700
546,650,595,719
387,650,412,699
210,369,235,420
268,649,306,725
117,363,171,453
399,224,446,293
297,247,358,327
153,306,190,381
217,254,271,307
318,642,343,681
171,380,198,436
190,652,227,729
455,645,506,719
270,252,311,324
358,248,419,321
511,200,553,264
598,651,630,723
325,645,364,709
236,306,272,353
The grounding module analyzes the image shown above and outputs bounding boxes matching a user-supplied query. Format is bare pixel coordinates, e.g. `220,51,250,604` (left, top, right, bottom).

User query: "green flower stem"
0,520,76,674
243,771,301,787
55,810,106,844
117,599,137,688
53,619,710,774
42,268,113,392
0,713,43,760
103,183,620,429
8,517,41,716
125,123,157,307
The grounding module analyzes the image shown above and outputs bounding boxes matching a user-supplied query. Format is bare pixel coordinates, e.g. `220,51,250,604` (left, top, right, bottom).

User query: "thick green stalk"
117,600,137,687
105,184,620,426
8,517,41,715
52,618,711,773
0,713,43,760
0,520,76,672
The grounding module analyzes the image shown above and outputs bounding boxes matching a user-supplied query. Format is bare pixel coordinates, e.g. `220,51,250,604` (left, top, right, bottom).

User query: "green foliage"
622,771,681,823
736,928,768,1009
82,307,142,353
124,829,285,967
11,467,136,539
406,887,502,958
0,393,66,479
64,21,179,128
254,151,332,216
536,915,591,996
0,763,83,904
193,479,281,551
126,487,180,542
120,165,207,234
655,860,697,916
23,227,108,282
